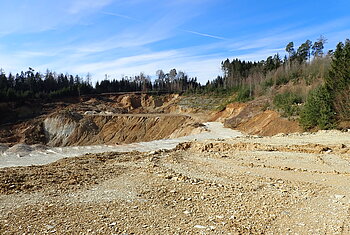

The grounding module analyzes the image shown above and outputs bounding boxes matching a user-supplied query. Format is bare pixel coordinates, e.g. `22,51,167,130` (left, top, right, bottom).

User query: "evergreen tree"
326,39,350,120
286,42,296,59
312,35,327,58
297,40,312,63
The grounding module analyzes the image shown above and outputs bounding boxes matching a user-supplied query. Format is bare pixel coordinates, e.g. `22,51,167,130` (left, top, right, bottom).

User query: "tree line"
0,69,94,102
0,68,201,102
205,36,330,93
95,69,200,94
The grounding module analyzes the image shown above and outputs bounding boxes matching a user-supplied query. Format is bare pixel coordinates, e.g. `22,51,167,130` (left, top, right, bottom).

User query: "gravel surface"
1,130,350,234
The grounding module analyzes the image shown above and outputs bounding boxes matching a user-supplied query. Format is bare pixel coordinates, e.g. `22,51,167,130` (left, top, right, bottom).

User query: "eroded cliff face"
43,112,202,147
43,112,82,146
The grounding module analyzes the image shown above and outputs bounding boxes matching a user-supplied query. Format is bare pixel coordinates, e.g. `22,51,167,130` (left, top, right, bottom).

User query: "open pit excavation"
1,94,350,234
0,122,242,168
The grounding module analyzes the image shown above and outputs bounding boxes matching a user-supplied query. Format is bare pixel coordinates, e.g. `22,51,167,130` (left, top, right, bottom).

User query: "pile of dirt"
0,119,46,146
210,102,248,122
111,94,180,113
43,112,82,146
2,144,49,157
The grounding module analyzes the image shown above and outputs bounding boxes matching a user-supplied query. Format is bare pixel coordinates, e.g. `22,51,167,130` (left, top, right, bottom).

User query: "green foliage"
299,86,335,130
296,40,312,63
326,39,350,120
0,69,93,102
262,78,274,89
273,92,303,117
275,75,289,86
312,36,327,58
286,42,295,58
261,102,270,111
216,97,236,111
302,57,331,85
0,68,200,102
235,86,251,102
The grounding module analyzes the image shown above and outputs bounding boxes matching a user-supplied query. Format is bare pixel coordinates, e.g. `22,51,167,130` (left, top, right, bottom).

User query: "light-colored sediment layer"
0,122,242,168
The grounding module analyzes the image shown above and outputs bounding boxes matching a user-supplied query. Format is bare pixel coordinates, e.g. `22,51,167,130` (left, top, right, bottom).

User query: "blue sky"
0,0,349,84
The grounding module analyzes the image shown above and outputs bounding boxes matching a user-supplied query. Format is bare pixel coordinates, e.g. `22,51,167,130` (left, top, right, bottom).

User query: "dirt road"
1,130,350,234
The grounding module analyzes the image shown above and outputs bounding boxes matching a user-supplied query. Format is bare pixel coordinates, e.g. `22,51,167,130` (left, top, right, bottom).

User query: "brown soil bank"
213,100,301,136
43,112,201,146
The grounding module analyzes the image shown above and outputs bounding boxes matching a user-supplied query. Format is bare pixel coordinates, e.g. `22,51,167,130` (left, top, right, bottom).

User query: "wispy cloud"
61,50,223,83
183,30,226,40
101,11,140,22
0,0,114,35
67,0,113,14
69,50,180,73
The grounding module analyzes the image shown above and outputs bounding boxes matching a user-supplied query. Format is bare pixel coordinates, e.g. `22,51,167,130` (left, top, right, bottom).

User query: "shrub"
235,86,251,102
275,76,289,86
273,92,302,117
299,86,335,130
262,78,274,89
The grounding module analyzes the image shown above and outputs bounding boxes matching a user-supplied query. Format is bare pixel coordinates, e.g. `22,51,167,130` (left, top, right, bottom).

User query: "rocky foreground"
1,130,350,234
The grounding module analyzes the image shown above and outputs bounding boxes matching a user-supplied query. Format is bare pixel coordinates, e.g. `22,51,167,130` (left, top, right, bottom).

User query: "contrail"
102,11,140,22
183,30,226,40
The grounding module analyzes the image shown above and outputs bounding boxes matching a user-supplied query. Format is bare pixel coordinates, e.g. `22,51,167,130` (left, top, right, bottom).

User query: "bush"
262,78,274,89
299,86,335,130
275,76,289,86
273,92,302,117
235,86,251,102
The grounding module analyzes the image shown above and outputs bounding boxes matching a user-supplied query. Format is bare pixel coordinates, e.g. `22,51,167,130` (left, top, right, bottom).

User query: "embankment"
43,112,202,146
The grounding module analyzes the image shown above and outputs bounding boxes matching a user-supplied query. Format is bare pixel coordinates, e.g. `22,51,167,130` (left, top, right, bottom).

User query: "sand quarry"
1,93,350,234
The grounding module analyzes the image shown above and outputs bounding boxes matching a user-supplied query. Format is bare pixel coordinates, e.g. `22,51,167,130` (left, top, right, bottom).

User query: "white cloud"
69,50,180,73
55,49,223,84
0,0,114,35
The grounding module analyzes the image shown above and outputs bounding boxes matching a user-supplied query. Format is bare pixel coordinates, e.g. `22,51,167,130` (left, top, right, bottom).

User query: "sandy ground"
1,129,350,234
0,122,242,168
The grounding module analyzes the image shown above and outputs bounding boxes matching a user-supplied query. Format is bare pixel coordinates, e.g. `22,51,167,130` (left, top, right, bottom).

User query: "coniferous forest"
0,37,349,129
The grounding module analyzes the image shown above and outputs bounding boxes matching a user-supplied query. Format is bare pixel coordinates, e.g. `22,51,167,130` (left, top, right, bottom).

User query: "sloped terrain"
1,130,350,234
0,94,206,147
212,97,302,136
43,112,200,146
